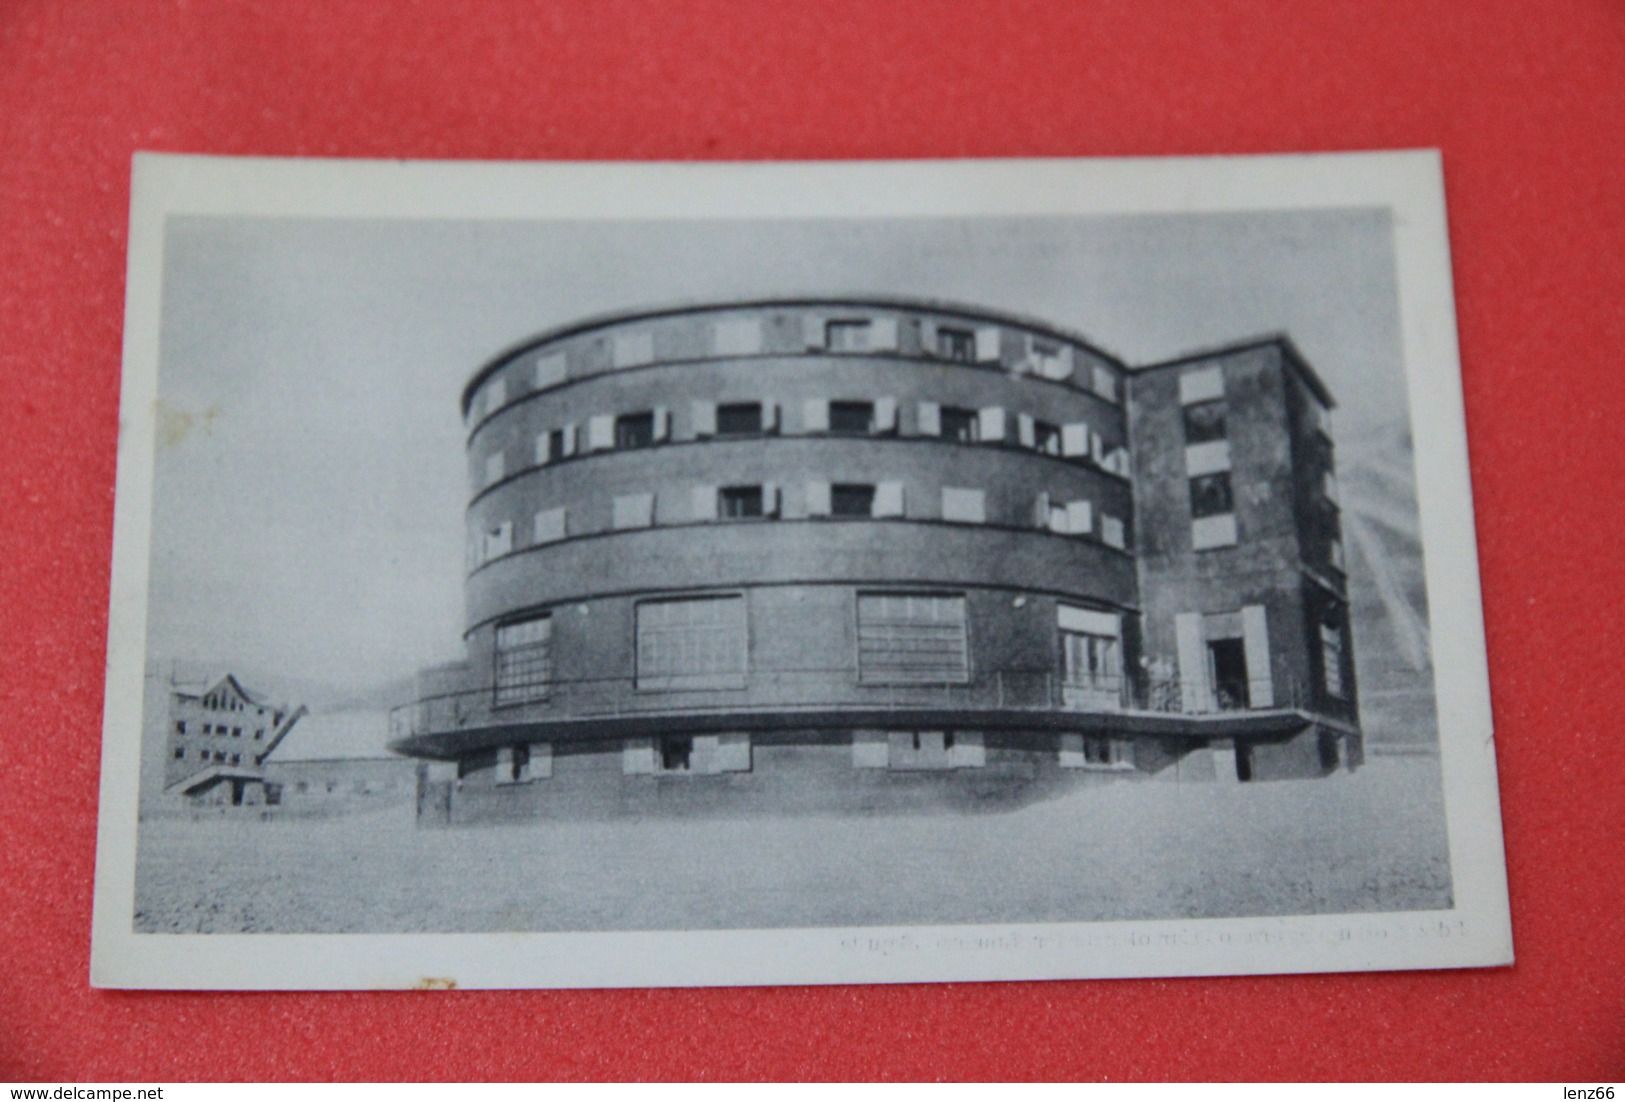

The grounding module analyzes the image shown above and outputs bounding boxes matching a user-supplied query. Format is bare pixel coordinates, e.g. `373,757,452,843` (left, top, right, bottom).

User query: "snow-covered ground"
133,754,1451,934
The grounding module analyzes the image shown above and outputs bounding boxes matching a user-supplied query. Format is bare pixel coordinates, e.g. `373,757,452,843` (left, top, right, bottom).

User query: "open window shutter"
1033,491,1051,529
691,485,718,522
1017,413,1036,449
974,326,1001,362
805,480,832,516
873,396,898,433
917,401,941,437
874,481,905,518
1241,604,1274,707
1175,613,1210,713
1061,422,1089,457
535,352,567,390
870,317,898,351
484,450,505,487
562,423,578,458
1066,500,1093,536
802,397,829,433
533,507,567,545
802,315,824,349
763,482,782,517
979,406,1007,443
1091,431,1107,465
588,415,615,451
691,400,716,438
1049,505,1070,534
534,433,551,466
763,400,779,433
653,407,671,442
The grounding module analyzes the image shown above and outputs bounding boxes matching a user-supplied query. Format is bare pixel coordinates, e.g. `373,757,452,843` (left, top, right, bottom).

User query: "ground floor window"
636,594,748,690
494,614,552,705
658,737,692,772
857,592,969,684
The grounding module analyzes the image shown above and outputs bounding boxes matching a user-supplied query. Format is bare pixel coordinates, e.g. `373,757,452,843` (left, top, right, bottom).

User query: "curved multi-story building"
390,298,1360,823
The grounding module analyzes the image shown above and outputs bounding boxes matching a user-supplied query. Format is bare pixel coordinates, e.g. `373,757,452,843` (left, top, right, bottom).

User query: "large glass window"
939,406,978,443
720,485,764,519
1190,472,1235,518
856,593,970,684
636,595,748,691
936,326,975,362
716,402,763,436
825,320,871,352
1058,606,1122,710
615,412,655,450
1321,617,1346,699
1182,399,1227,444
494,615,552,706
831,483,876,517
829,400,876,435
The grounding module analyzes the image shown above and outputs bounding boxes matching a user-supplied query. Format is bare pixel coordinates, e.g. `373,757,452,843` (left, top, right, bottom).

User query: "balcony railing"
389,667,1306,743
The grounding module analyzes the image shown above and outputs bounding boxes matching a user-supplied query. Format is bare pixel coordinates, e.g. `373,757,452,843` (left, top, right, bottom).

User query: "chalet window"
825,319,871,352
720,485,764,519
939,406,978,443
1182,399,1227,444
856,592,970,685
716,402,763,436
636,595,748,691
1190,472,1234,518
831,483,876,517
936,326,975,362
616,412,656,450
829,400,875,435
494,614,552,705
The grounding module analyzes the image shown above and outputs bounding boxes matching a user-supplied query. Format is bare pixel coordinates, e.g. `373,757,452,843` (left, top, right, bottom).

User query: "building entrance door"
1207,637,1250,710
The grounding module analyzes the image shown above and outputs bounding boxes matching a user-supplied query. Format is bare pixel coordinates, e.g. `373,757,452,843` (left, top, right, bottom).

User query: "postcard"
90,151,1510,988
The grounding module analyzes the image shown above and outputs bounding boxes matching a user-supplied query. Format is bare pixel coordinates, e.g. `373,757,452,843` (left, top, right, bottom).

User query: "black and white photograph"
91,152,1510,989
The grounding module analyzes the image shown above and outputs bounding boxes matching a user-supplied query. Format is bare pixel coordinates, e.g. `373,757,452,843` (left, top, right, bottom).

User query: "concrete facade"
390,298,1361,822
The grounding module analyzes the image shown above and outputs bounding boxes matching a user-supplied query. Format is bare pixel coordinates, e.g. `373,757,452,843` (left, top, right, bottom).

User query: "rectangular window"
831,483,876,517
1182,399,1227,444
936,326,975,362
1190,472,1235,518
174,747,185,760
829,400,875,435
857,593,970,684
636,595,748,691
716,402,763,436
174,721,186,734
232,727,242,738
494,615,552,705
939,406,978,442
1061,617,1122,711
825,319,871,352
1034,421,1061,456
229,753,241,765
1321,619,1346,699
615,412,656,450
1028,339,1069,380
720,485,764,519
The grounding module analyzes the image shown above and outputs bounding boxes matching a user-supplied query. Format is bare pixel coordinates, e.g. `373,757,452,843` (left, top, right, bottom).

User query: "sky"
148,207,1410,697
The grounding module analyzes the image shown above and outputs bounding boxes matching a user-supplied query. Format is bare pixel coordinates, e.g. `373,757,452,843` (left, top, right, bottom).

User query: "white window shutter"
533,507,567,545
612,331,654,368
1091,364,1118,402
561,423,578,458
652,407,671,442
874,396,898,433
691,400,717,438
974,326,1001,362
690,485,718,522
917,401,941,437
1017,413,1036,449
1109,447,1131,476
487,520,513,558
763,400,780,433
1179,366,1225,405
763,482,782,517
713,317,762,356
1066,500,1093,536
612,493,654,530
979,406,1006,443
870,317,898,351
1050,505,1069,533
484,377,506,415
805,480,832,516
1061,422,1089,457
1101,515,1126,549
1033,491,1051,529
802,397,829,433
802,315,824,349
1175,613,1210,713
588,415,615,451
874,481,905,518
534,433,551,466
1242,604,1274,707
941,487,986,524
484,450,505,487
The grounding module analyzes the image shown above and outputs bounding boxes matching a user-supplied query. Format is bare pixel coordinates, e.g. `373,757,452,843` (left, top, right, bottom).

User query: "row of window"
470,314,1124,424
491,593,1125,705
479,399,1131,490
174,747,244,765
469,482,1130,568
174,720,264,739
198,692,258,714
1179,367,1240,551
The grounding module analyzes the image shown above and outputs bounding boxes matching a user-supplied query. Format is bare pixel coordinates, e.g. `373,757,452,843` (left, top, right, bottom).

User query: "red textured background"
2,0,1621,1081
